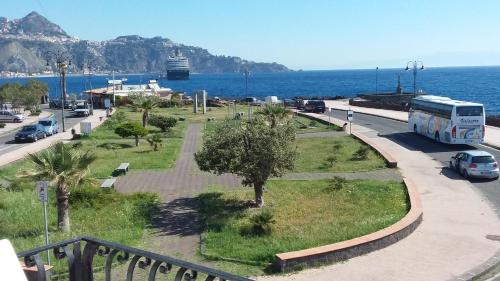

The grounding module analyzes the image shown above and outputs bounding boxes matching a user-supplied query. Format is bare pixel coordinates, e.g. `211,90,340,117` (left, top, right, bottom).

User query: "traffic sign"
347,110,354,121
36,181,48,202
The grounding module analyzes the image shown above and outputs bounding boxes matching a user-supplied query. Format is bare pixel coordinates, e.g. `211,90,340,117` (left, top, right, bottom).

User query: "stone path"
115,123,403,262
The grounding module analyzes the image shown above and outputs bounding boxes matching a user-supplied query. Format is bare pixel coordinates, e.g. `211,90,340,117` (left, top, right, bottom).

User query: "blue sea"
1,66,500,115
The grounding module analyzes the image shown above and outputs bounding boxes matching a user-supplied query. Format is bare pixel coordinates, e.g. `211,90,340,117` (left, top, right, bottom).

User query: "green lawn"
294,136,387,173
199,179,408,274
292,115,342,133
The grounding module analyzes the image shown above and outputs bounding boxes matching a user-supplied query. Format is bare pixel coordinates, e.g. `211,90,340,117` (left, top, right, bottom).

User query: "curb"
275,178,423,272
330,107,500,151
276,113,422,272
451,249,500,281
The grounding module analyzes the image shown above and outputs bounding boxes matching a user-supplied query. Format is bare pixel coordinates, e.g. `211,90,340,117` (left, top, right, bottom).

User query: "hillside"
0,12,289,74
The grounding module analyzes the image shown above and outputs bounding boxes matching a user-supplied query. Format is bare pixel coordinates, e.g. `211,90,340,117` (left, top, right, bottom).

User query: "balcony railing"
16,236,253,281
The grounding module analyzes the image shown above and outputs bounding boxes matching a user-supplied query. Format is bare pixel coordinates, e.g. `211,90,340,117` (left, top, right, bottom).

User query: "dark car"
49,99,70,109
15,124,47,143
295,99,305,110
304,100,326,113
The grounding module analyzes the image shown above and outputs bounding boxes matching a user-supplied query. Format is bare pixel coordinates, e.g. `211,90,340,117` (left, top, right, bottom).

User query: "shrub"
115,122,148,146
146,133,163,151
0,122,5,128
309,120,317,127
158,100,178,108
248,210,275,236
104,111,127,129
330,176,347,190
325,155,337,167
352,146,370,161
149,115,177,132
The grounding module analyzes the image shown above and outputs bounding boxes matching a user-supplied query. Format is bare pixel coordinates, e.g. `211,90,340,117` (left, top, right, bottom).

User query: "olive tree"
195,118,296,207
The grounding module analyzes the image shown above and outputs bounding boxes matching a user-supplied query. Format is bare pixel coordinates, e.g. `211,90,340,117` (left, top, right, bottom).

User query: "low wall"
277,112,423,272
275,178,423,272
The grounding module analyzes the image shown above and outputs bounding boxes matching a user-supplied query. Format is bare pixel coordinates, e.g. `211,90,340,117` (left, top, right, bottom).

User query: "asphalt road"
327,109,500,214
0,105,87,156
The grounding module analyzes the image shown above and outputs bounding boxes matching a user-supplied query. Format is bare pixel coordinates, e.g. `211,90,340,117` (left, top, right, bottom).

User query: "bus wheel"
413,124,417,133
435,132,440,142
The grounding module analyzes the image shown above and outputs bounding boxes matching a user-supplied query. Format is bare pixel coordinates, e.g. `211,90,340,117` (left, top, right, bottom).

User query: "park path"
115,124,402,262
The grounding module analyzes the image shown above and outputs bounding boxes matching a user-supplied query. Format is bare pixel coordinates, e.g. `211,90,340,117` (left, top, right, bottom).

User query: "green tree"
255,103,292,128
129,94,160,127
146,133,163,151
115,122,148,146
0,83,23,112
22,142,96,232
149,114,177,132
195,119,297,207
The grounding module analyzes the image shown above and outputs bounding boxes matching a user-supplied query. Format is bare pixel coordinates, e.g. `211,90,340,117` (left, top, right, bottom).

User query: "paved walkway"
116,124,401,262
258,112,500,281
324,99,500,149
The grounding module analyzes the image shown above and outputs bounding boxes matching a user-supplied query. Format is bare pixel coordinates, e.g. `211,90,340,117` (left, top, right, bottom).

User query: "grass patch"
294,136,387,172
292,115,341,133
198,179,408,275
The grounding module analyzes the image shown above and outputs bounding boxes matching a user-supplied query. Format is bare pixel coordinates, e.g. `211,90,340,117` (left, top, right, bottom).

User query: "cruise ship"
166,49,190,80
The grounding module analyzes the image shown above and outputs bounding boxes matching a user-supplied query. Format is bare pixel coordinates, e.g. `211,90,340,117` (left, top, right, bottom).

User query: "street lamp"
243,68,250,97
81,60,95,115
405,60,424,97
46,50,72,132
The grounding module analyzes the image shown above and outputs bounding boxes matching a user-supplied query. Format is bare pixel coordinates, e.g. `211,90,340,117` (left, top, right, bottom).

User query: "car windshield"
456,106,483,116
39,121,52,126
472,156,495,163
21,125,36,131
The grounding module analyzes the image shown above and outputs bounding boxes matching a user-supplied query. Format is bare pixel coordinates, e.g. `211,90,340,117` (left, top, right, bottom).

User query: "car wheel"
413,124,417,133
462,169,470,179
449,161,453,169
435,132,440,142
33,136,37,142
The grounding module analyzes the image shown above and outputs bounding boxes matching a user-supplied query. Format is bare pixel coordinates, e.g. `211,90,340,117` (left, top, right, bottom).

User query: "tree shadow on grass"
197,192,251,232
96,142,133,149
151,197,201,237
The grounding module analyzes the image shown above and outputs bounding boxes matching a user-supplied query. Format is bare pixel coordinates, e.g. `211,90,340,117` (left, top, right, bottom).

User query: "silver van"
38,117,59,136
0,110,25,123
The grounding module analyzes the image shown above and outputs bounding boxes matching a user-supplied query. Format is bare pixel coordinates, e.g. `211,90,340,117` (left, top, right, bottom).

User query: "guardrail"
17,236,252,281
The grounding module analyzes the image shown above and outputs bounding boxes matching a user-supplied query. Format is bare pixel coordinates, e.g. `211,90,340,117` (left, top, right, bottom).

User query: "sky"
3,0,500,70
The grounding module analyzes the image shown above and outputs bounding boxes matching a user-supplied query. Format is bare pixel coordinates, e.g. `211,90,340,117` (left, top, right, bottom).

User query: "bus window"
456,106,483,116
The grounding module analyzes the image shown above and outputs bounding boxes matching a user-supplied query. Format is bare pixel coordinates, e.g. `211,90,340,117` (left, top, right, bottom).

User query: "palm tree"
23,142,96,232
255,103,292,128
129,94,159,127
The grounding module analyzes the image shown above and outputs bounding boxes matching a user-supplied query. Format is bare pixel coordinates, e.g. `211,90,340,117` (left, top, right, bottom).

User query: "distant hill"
0,12,290,74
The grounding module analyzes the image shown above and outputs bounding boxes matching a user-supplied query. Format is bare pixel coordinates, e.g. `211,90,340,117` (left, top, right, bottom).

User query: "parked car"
38,117,59,136
304,100,326,113
241,97,262,106
49,99,70,109
15,124,47,142
295,99,305,110
449,150,499,179
0,110,25,123
74,100,90,117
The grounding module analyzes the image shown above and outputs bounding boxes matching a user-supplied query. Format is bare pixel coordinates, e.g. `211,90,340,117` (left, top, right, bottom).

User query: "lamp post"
46,50,72,132
243,69,250,97
405,60,424,97
81,60,94,115
375,67,379,94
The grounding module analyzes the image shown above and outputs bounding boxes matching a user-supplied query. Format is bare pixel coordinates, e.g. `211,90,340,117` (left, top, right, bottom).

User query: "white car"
0,110,25,123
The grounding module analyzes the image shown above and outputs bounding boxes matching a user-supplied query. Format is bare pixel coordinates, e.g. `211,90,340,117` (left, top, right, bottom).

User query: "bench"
100,178,116,189
115,163,130,175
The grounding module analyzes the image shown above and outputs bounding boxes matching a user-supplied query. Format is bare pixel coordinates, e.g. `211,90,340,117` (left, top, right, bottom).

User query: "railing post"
81,241,98,281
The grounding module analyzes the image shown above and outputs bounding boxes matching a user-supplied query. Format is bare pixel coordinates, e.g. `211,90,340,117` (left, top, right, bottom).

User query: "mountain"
0,12,290,74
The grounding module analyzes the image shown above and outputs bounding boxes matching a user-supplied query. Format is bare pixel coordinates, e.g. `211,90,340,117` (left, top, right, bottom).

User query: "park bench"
100,178,116,189
115,162,130,175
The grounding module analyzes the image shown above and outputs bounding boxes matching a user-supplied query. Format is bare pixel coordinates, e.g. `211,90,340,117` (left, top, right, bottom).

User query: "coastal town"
1,3,500,281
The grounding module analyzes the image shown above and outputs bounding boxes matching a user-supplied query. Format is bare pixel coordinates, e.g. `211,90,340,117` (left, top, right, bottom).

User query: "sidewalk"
258,112,500,281
0,111,52,137
324,99,500,149
0,110,109,167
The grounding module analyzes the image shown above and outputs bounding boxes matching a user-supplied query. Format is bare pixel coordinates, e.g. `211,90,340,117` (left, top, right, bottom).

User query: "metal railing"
17,236,253,281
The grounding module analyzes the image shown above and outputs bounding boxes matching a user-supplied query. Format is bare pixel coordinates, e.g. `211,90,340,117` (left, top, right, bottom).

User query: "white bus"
408,95,485,144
